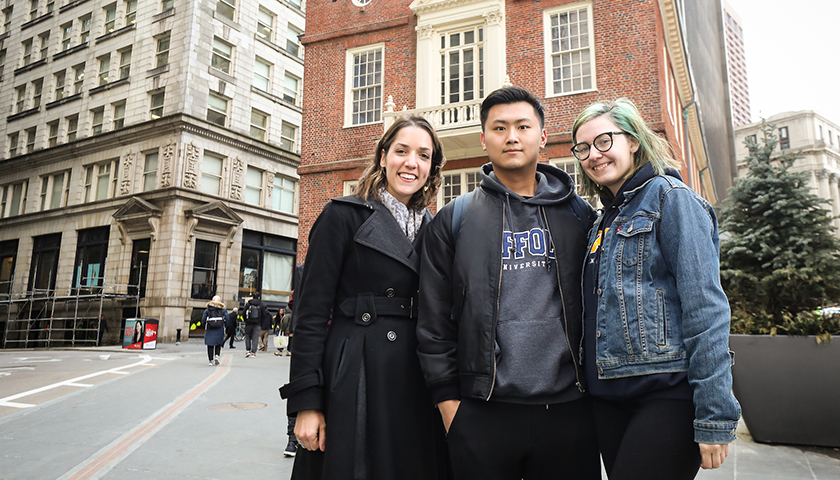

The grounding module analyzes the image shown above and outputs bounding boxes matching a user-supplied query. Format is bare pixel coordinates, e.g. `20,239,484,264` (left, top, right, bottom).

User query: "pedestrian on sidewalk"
244,293,266,357
280,115,449,479
202,295,229,366
258,306,273,352
223,308,238,349
275,307,292,356
572,98,741,479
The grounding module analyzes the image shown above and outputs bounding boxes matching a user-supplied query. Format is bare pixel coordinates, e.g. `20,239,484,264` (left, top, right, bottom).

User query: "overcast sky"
724,0,840,125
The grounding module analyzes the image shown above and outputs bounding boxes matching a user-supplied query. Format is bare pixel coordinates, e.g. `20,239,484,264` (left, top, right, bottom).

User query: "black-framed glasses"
572,131,628,161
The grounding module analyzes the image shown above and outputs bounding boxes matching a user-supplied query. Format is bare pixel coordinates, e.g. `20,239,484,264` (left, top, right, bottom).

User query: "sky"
724,0,840,124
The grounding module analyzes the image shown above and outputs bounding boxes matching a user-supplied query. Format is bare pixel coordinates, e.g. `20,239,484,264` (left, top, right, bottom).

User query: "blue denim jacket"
583,174,741,444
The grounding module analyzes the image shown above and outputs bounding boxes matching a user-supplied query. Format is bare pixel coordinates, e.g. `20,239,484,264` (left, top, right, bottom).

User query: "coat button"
597,288,602,295
385,288,395,297
596,330,601,338
361,313,371,322
387,331,397,341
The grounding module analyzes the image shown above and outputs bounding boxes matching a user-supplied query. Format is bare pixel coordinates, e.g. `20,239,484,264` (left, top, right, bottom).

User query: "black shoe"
229,345,236,348
284,440,297,457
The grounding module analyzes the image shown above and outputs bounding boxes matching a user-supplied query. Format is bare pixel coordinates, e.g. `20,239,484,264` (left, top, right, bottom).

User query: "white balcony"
383,96,484,159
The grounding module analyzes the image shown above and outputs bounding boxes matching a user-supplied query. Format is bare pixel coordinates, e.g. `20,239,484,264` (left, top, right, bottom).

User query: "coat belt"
339,293,417,323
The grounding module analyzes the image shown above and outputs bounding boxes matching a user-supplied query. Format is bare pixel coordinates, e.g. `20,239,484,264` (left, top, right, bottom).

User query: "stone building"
295,0,736,261
734,111,840,236
0,0,306,347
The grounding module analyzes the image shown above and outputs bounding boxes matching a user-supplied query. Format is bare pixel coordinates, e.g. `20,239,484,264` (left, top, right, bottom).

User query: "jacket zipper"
541,206,585,393
486,194,506,401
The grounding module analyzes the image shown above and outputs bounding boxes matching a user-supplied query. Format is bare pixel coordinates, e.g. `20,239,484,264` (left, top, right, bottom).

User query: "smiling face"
575,115,639,196
380,125,433,206
481,102,548,175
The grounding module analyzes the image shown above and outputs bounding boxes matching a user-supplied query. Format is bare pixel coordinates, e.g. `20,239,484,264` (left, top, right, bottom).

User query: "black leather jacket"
417,168,596,405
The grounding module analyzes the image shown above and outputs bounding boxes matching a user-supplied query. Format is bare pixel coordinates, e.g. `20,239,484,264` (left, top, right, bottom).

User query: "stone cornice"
297,157,370,175
657,0,693,106
301,16,411,45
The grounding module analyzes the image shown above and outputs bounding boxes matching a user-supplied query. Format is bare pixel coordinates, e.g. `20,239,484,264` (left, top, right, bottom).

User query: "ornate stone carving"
160,140,175,187
266,172,275,200
120,150,135,196
416,24,436,39
184,141,200,189
483,9,503,26
230,156,244,200
148,217,160,242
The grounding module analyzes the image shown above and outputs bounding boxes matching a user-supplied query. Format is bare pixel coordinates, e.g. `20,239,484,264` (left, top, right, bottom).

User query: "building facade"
723,1,751,127
734,111,840,237
296,0,733,261
0,0,306,347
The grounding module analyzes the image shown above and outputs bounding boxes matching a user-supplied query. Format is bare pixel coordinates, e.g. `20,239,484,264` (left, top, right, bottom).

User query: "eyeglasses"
571,131,628,161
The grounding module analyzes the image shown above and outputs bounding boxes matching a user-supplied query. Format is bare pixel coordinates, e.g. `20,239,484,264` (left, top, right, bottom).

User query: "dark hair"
480,86,545,131
354,115,445,210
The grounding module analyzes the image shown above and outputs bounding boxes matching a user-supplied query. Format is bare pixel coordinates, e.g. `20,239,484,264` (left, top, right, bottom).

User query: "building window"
128,238,149,297
250,109,268,141
66,115,78,142
7,133,19,157
119,48,131,79
273,176,296,214
31,78,43,109
343,180,359,196
545,3,595,96
245,166,263,205
29,233,61,293
54,70,66,101
439,168,480,206
162,0,174,12
84,159,120,202
61,22,72,51
98,54,110,86
3,7,13,35
104,3,117,34
216,0,235,21
91,107,104,134
201,152,224,195
143,151,158,191
257,7,274,42
284,73,299,105
287,24,303,58
39,32,50,61
553,159,581,192
29,0,39,21
25,128,36,153
0,49,6,78
254,57,271,92
239,230,296,302
0,181,28,218
72,226,110,294
113,101,126,129
39,171,70,211
347,46,383,126
0,239,18,298
79,14,92,44
211,37,233,75
207,93,228,126
288,0,301,9
125,0,137,25
192,239,218,300
280,121,297,153
150,90,165,119
73,63,85,94
15,86,27,114
22,39,34,67
779,126,790,150
440,27,484,106
47,121,59,147
155,33,170,68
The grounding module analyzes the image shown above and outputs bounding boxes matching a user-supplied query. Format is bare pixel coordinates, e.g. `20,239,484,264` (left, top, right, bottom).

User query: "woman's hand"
437,399,461,433
699,443,729,469
295,409,326,451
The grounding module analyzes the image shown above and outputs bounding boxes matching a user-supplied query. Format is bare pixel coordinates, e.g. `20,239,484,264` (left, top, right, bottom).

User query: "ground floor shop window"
72,226,110,295
0,239,18,298
191,239,218,300
29,233,61,294
128,238,150,298
239,230,295,303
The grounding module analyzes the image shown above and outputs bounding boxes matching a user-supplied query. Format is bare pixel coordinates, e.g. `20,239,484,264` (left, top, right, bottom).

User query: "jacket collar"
333,195,430,273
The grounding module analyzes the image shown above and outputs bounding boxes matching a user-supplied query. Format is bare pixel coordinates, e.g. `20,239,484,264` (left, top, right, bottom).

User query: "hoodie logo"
502,228,556,261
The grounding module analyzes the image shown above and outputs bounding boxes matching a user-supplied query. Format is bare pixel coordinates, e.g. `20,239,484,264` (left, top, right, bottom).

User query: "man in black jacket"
417,87,600,480
244,293,266,357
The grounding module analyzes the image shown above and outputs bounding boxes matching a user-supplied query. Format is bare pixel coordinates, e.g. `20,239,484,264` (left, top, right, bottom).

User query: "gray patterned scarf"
379,187,425,243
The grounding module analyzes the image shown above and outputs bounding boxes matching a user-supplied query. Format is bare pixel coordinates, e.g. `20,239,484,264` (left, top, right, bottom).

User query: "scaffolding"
0,270,142,349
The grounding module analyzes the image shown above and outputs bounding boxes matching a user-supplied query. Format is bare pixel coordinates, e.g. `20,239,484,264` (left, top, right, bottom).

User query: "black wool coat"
281,196,447,480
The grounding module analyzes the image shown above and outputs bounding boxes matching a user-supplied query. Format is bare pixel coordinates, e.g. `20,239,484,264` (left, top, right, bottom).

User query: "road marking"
0,355,153,409
64,383,93,388
58,354,232,480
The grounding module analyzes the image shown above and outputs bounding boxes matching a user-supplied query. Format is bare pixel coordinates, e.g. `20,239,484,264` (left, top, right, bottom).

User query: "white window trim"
84,159,120,203
551,157,582,194
343,180,358,197
344,43,385,128
273,175,299,215
245,166,264,206
39,171,70,211
543,2,597,98
437,166,481,207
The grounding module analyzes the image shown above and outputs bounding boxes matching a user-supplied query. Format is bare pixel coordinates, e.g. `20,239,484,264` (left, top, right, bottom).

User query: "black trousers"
593,397,700,480
206,345,221,361
447,397,600,480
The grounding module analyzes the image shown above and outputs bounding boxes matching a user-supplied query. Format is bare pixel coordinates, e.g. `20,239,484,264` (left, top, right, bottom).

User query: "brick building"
296,0,734,261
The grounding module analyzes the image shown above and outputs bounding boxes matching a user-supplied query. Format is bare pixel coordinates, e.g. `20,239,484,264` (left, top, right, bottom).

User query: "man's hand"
699,443,729,469
437,399,461,433
295,409,326,451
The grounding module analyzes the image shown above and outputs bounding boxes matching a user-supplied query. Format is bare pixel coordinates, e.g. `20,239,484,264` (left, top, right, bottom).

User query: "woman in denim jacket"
571,98,740,480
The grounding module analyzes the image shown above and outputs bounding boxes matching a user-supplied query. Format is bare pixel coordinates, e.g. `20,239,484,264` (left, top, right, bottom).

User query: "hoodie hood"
480,162,576,205
599,163,683,207
206,300,225,309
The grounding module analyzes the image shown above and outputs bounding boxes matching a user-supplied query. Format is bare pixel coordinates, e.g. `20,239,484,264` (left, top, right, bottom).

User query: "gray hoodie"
481,163,584,405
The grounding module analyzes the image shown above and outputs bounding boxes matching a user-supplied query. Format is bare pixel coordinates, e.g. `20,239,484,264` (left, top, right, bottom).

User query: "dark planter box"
730,334,840,448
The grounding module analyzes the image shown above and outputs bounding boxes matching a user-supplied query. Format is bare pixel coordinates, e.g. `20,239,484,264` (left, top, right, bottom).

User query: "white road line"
0,401,35,408
0,355,153,408
64,383,93,388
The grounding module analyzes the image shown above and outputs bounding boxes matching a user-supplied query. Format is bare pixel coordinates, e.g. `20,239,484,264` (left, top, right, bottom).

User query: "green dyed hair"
571,98,681,198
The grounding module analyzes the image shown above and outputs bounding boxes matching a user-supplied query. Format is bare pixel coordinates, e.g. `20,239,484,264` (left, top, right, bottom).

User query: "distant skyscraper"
724,1,752,126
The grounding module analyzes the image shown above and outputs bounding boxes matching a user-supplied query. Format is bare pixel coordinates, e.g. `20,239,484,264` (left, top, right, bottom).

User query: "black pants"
594,397,700,480
447,397,600,480
206,345,221,361
224,332,235,347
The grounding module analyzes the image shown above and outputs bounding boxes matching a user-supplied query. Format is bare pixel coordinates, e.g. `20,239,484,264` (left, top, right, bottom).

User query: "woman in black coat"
202,295,229,366
280,115,448,480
